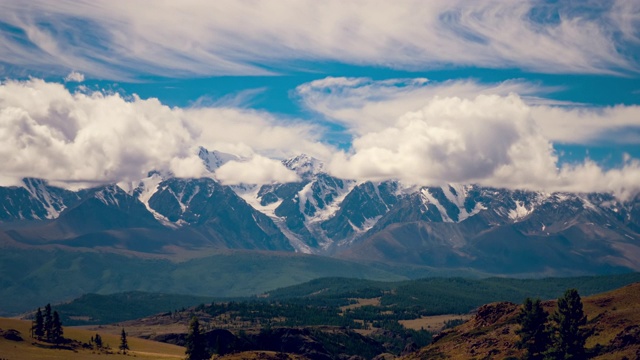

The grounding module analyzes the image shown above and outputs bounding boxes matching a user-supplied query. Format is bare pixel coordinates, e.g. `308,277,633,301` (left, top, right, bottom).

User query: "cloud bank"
0,0,637,79
297,77,640,145
326,93,640,199
296,77,640,199
0,79,328,188
2,77,640,199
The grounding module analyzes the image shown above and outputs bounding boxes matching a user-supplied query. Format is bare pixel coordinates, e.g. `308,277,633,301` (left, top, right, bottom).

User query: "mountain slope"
0,178,82,221
404,282,640,360
336,188,640,276
0,248,404,316
1,152,639,277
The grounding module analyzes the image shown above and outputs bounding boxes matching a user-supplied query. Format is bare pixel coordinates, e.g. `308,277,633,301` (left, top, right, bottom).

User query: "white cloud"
64,71,85,82
531,105,640,144
214,155,301,185
296,77,549,135
0,79,330,188
297,76,640,145
326,93,640,200
0,1,636,79
183,107,333,161
327,94,554,184
2,78,639,199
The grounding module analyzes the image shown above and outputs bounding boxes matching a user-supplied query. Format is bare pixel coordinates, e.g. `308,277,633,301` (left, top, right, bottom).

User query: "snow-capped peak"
198,146,240,172
282,154,324,179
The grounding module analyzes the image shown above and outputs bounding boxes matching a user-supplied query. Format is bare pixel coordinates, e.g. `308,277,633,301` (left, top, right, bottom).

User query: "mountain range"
2,147,640,278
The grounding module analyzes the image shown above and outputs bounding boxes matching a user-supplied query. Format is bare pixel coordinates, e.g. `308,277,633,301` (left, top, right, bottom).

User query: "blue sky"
1,1,640,198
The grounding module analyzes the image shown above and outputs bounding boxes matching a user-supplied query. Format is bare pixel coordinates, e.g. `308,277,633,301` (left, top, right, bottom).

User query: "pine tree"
33,307,45,340
548,289,588,359
95,333,103,349
185,316,209,360
516,298,549,360
43,303,53,342
51,311,64,345
119,328,130,354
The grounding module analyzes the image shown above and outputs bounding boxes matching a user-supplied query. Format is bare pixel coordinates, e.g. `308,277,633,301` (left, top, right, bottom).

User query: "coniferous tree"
185,316,209,360
548,289,588,360
119,328,129,354
95,333,103,349
516,298,550,360
43,303,53,342
33,307,45,340
51,311,64,345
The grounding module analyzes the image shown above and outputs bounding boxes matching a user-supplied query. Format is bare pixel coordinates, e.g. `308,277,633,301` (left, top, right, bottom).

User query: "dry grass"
402,282,640,360
399,314,472,332
0,317,186,360
582,282,640,359
339,297,381,312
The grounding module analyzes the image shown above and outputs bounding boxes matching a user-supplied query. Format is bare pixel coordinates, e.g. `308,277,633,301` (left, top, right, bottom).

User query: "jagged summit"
1,165,639,276
198,146,240,172
282,154,324,180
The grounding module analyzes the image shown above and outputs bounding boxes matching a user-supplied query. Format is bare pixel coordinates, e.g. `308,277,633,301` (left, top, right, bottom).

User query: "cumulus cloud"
2,78,640,198
0,79,330,188
327,94,555,185
64,71,85,82
0,1,636,79
215,155,301,185
297,77,640,145
325,93,640,199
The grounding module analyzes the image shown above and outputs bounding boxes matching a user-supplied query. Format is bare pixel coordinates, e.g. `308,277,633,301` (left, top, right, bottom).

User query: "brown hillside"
0,317,185,360
403,282,640,360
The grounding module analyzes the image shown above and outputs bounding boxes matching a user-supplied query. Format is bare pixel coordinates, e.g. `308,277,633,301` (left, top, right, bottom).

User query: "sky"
1,0,640,199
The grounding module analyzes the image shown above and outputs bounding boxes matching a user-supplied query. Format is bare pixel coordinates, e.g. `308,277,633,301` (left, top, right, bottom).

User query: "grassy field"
0,318,185,360
399,314,472,332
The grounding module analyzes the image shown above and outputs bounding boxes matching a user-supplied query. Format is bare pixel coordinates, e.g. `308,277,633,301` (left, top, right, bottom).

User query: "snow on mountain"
508,200,533,221
420,187,454,222
233,185,312,253
118,172,176,227
2,157,640,276
2,147,640,274
198,146,240,172
21,178,69,219
227,154,358,252
282,154,324,179
94,185,123,207
298,175,355,222
416,185,486,223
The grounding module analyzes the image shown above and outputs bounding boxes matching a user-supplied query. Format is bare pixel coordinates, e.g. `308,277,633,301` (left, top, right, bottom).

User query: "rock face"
1,151,640,275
